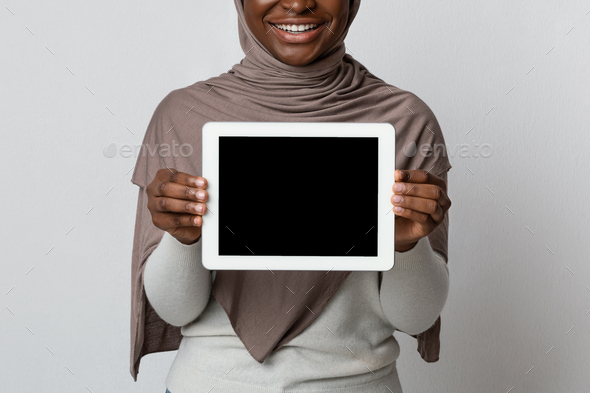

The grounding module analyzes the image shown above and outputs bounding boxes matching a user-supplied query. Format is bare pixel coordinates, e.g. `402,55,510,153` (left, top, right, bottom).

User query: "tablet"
201,122,395,271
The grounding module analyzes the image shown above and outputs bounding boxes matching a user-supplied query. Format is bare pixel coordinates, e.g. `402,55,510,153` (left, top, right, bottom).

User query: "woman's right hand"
146,168,208,245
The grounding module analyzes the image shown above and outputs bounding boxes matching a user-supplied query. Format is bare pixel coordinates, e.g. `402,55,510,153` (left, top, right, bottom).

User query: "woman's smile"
268,21,326,44
244,0,349,67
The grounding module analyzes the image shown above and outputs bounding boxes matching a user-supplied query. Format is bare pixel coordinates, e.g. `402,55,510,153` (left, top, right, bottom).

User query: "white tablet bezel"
201,122,395,271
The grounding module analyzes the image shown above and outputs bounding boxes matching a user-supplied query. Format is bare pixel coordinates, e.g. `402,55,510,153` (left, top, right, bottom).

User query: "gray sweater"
144,231,449,393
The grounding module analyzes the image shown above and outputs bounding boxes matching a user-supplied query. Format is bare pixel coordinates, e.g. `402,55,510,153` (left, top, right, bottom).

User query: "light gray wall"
1,0,589,392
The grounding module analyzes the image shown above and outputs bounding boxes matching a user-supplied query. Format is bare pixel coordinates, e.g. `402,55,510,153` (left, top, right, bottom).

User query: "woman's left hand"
391,169,451,252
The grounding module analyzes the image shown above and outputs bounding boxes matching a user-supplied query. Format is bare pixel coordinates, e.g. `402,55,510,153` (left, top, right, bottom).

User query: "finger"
394,170,409,182
392,182,450,211
392,204,434,229
151,181,208,202
155,168,207,189
391,194,444,223
151,196,207,215
395,169,446,191
152,212,204,230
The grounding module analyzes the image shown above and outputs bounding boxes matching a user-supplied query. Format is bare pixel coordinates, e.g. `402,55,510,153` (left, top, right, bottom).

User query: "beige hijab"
129,0,452,381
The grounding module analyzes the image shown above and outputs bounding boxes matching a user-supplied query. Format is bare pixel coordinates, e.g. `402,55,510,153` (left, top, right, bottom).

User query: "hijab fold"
129,0,451,381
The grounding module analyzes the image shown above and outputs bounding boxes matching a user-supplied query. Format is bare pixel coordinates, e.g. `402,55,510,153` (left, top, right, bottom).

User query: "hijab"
129,0,452,381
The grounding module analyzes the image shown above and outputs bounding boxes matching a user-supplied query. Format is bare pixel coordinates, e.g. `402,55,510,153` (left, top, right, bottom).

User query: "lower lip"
270,23,326,44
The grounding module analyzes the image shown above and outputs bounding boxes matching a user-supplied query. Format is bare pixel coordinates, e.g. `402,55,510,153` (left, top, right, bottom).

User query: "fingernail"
395,206,403,212
196,204,203,213
393,195,402,203
196,178,205,187
394,183,403,192
197,190,206,200
399,171,407,181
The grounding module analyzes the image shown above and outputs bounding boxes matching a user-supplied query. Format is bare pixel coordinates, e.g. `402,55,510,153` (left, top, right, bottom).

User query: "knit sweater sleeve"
379,236,450,336
143,231,212,327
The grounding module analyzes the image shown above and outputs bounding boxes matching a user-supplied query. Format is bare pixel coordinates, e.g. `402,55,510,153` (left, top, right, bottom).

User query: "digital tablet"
201,122,395,271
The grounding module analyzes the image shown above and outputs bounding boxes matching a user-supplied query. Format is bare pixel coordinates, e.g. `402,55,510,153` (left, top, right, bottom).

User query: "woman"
130,0,452,392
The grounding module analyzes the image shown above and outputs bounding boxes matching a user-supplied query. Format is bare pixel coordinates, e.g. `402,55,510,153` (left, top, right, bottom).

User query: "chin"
277,51,318,67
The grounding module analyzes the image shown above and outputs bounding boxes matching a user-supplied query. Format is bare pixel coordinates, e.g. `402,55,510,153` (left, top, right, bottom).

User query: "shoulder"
151,85,196,122
385,85,452,176
389,86,441,127
144,83,207,141
383,84,446,142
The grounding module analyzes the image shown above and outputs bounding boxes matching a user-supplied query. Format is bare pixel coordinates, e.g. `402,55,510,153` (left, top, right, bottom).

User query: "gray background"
1,0,589,392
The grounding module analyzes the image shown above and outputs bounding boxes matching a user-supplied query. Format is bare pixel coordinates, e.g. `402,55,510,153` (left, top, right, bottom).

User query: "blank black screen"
218,136,378,257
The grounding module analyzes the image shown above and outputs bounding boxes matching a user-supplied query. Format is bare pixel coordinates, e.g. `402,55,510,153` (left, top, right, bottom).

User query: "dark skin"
243,0,349,67
146,1,452,252
391,170,451,252
146,169,208,245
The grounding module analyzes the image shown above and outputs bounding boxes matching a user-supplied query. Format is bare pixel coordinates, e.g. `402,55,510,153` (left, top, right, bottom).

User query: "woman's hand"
391,169,451,252
146,168,208,245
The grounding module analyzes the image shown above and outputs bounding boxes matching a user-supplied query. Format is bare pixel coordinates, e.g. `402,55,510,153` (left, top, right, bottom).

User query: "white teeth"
274,23,318,33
